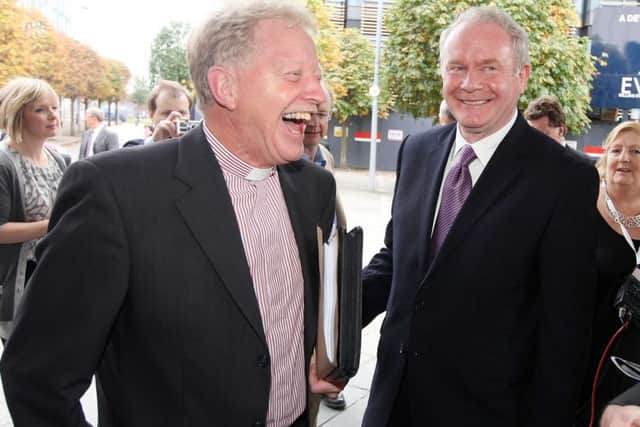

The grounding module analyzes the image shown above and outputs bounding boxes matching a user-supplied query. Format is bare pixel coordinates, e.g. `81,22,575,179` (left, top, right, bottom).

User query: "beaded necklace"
605,192,640,228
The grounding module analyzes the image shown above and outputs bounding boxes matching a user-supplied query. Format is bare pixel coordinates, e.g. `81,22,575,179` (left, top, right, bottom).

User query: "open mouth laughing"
282,112,312,135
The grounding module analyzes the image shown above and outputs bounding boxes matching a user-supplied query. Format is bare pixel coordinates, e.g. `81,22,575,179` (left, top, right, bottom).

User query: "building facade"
574,0,640,153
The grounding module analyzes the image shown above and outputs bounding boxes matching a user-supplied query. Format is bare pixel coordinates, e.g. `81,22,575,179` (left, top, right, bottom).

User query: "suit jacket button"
257,354,270,368
415,301,425,311
399,343,406,355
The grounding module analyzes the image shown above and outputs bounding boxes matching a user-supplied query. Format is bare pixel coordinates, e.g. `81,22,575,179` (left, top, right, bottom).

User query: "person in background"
360,6,599,426
0,2,340,426
575,121,640,426
438,99,456,126
124,80,193,147
524,95,567,145
305,80,347,420
78,107,119,159
0,77,67,342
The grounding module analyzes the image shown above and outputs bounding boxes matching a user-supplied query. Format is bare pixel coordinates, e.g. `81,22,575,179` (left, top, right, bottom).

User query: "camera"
176,120,201,136
614,268,640,327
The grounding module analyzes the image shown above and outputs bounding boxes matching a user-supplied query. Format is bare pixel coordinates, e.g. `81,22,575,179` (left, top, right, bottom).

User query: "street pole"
368,0,383,192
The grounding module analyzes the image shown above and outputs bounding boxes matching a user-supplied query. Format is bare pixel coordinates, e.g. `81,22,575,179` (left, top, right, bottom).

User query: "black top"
576,213,639,425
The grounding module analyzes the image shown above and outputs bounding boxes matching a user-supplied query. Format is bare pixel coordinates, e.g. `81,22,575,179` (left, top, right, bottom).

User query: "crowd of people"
0,1,640,426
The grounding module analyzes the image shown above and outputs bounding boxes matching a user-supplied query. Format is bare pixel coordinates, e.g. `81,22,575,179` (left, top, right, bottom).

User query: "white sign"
619,14,640,23
387,129,404,142
620,76,640,99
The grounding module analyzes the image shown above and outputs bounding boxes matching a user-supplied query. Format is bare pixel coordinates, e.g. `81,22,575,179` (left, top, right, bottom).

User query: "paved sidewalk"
0,140,395,426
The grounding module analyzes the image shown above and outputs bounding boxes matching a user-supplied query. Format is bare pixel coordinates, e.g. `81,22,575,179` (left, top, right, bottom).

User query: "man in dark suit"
78,107,119,159
361,6,599,427
0,2,340,426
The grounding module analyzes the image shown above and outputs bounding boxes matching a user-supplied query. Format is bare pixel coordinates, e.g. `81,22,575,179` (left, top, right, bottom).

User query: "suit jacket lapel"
278,164,318,358
174,129,267,346
428,115,529,272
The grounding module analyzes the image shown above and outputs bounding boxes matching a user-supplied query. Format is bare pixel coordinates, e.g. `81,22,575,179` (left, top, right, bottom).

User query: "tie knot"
457,145,476,168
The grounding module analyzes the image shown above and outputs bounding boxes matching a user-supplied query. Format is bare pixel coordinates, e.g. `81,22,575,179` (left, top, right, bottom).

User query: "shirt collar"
452,108,518,165
202,121,274,181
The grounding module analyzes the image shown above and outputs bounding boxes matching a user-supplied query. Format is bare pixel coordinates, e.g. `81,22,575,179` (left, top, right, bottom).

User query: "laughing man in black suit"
0,2,341,426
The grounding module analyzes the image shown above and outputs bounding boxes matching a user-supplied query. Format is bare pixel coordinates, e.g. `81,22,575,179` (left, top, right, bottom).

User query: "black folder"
316,225,363,382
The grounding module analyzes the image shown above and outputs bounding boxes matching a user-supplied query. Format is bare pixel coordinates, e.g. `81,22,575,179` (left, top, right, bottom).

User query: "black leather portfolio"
316,225,363,383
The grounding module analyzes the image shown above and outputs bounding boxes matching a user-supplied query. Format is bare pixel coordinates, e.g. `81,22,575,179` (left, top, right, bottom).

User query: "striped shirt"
203,124,306,426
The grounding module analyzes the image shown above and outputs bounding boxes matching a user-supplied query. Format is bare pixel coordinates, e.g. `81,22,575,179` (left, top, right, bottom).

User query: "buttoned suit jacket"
0,126,336,427
78,125,119,159
361,114,600,427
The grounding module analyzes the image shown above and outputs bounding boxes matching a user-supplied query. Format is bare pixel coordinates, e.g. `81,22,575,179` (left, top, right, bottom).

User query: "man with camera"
125,80,194,146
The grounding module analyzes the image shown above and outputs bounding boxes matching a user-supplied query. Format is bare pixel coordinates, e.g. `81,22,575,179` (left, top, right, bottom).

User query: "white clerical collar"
245,167,272,181
453,108,518,166
202,121,275,182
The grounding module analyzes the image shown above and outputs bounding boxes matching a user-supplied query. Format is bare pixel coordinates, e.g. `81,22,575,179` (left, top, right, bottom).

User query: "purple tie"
430,144,476,258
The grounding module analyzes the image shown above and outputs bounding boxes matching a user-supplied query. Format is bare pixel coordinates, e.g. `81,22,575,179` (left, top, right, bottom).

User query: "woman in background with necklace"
576,121,640,425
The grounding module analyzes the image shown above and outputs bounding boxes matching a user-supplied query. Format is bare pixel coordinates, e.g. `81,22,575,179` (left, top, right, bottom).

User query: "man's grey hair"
187,0,317,110
439,6,530,73
86,107,104,122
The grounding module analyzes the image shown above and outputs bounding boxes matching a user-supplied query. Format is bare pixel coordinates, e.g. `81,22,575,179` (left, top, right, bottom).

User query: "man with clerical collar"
0,2,341,426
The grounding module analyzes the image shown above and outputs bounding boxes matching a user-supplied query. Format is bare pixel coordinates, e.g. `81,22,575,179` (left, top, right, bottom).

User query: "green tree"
104,59,131,125
130,76,150,123
307,0,341,75
149,22,192,91
325,28,393,167
384,0,595,134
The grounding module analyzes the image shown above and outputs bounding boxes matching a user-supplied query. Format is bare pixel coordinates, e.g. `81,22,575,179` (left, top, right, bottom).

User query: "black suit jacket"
362,115,599,427
0,126,335,427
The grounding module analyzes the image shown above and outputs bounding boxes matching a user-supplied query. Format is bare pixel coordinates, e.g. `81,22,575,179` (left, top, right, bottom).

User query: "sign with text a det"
590,5,640,109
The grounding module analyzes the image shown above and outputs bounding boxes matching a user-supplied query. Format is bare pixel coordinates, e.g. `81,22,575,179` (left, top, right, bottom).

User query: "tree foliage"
0,0,131,105
0,0,30,85
307,0,341,75
130,76,150,108
324,28,394,165
384,0,595,134
149,22,192,91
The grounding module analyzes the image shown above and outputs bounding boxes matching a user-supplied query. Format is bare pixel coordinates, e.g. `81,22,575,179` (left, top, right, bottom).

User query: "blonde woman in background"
576,121,640,425
0,78,67,341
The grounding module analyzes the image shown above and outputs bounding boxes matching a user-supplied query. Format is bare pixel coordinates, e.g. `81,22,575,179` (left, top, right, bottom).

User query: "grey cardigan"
0,142,67,338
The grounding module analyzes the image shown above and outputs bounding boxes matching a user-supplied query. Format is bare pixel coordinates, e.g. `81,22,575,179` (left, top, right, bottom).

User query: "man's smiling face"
441,21,529,142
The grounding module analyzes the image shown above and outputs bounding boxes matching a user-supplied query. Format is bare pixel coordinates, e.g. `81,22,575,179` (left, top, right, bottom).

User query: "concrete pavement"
0,124,395,426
